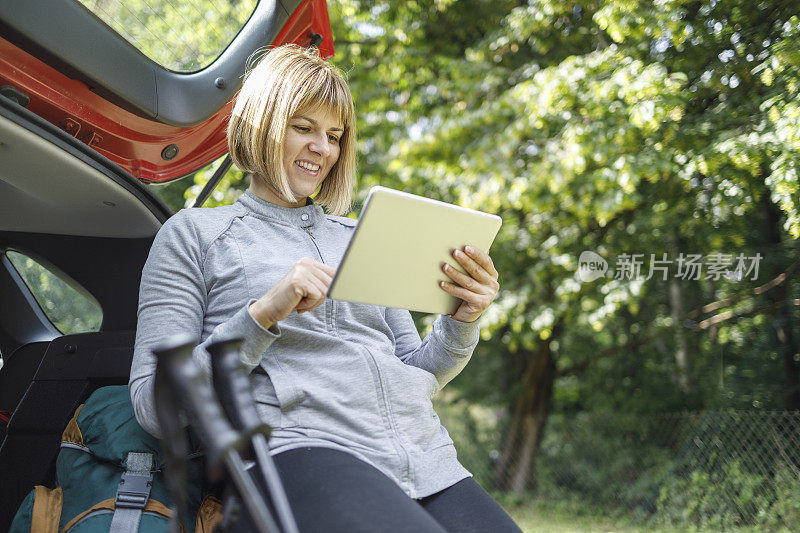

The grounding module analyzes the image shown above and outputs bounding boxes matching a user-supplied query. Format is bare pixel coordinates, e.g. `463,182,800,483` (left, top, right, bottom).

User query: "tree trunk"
492,339,556,493
668,231,690,392
669,278,690,391
760,192,800,410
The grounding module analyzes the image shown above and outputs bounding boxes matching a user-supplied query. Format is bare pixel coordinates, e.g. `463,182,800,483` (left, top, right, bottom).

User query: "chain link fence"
436,402,800,529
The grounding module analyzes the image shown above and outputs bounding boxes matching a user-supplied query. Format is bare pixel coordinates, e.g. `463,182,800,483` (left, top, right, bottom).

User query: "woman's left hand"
440,246,500,323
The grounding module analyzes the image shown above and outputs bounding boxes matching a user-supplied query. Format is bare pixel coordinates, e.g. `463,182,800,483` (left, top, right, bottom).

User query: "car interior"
0,0,334,528
0,93,168,530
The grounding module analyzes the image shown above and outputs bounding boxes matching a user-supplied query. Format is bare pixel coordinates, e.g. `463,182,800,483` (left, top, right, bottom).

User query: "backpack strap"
108,451,154,533
61,498,183,532
30,486,62,533
61,404,84,446
194,495,223,533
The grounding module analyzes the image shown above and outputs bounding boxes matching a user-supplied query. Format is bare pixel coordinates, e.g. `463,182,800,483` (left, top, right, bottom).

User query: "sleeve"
128,212,280,438
384,306,480,389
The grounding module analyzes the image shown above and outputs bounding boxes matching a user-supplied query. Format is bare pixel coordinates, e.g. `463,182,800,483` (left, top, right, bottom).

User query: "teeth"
297,161,320,172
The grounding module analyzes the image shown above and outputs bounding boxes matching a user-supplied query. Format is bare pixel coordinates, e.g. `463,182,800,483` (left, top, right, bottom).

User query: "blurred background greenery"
23,0,800,530
161,1,800,530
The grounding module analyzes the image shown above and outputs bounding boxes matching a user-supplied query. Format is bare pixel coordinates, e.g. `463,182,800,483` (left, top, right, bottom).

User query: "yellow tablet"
328,186,502,314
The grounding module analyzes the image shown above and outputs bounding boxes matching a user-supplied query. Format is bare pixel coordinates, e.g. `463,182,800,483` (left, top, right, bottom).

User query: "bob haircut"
228,44,355,215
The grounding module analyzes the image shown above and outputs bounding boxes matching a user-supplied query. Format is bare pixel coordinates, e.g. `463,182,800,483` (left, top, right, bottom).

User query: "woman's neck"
249,174,307,208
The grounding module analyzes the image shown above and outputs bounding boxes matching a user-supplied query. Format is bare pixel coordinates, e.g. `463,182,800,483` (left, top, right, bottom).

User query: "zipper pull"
303,226,314,238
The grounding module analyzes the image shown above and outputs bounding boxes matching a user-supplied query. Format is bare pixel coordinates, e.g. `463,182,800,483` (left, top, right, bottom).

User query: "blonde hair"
228,44,355,215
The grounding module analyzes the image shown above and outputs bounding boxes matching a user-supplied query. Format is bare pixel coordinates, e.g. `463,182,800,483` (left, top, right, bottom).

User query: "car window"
5,251,102,335
74,0,259,72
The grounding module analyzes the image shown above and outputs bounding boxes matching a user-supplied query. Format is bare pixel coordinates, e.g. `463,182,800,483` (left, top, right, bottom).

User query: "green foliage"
187,159,249,208
764,465,800,529
76,0,258,71
148,157,250,211
134,1,800,521
131,3,800,411
5,251,102,334
148,176,196,212
655,461,774,529
327,0,800,423
536,412,676,509
649,410,800,529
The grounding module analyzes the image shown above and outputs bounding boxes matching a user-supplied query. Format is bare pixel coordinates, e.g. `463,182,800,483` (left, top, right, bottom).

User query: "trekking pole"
207,338,299,533
154,363,190,533
152,335,281,533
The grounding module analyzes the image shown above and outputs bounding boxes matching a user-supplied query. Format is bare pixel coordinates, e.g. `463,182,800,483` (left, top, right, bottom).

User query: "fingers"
296,257,336,282
450,247,499,289
464,246,499,279
317,262,337,277
441,262,485,294
254,258,336,324
295,278,327,313
440,246,500,323
439,279,493,310
293,257,334,313
439,280,473,301
308,265,334,291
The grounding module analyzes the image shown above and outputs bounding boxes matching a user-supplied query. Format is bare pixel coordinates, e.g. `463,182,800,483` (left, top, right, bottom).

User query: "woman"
130,44,520,532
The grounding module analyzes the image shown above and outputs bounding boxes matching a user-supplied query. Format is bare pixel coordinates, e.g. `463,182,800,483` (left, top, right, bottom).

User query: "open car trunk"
0,1,335,528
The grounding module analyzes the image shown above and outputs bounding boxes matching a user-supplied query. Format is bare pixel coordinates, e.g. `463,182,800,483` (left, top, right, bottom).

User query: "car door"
0,2,334,528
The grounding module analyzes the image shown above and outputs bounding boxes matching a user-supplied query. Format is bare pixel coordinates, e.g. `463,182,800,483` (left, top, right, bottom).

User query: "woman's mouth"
295,160,320,175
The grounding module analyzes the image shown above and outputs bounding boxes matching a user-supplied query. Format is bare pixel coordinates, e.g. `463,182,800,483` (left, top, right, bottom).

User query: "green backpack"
9,386,220,533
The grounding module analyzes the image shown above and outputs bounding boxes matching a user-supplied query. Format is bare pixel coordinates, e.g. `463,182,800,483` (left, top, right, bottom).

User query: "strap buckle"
115,452,154,510
115,470,153,509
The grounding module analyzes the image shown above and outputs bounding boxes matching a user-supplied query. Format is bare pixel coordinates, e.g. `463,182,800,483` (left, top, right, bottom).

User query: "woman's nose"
309,134,331,157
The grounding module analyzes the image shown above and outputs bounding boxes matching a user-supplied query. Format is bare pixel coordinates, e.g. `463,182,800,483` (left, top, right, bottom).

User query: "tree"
127,0,800,496
328,0,800,492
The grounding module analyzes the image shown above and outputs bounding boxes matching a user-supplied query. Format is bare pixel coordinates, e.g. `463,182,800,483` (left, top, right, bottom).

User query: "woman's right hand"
248,257,336,329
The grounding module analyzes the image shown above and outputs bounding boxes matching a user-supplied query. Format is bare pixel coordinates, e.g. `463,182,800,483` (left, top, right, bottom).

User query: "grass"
506,502,669,533
503,497,638,533
501,498,790,533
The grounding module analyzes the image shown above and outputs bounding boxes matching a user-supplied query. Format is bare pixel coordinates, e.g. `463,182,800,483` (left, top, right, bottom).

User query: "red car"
0,1,334,528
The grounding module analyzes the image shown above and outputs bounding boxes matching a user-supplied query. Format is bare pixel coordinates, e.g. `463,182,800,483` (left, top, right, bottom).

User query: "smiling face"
231,45,355,214
283,106,343,199
259,106,341,208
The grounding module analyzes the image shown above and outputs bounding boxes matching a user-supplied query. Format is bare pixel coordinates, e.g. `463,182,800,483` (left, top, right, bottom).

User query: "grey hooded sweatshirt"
130,191,479,498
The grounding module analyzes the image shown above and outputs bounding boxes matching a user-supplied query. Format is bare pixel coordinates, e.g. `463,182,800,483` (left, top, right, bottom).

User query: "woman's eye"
293,125,310,132
328,135,340,143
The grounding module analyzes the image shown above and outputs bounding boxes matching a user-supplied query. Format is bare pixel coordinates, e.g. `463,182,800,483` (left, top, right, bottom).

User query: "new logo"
577,251,608,282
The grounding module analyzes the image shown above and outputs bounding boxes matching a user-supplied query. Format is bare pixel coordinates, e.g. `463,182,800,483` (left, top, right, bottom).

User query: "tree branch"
683,260,800,320
692,299,800,331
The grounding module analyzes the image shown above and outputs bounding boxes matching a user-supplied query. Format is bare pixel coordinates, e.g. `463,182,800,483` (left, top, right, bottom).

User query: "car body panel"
0,0,334,182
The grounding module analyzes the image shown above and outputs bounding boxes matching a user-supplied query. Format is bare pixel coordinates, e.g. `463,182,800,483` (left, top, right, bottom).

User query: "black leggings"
271,447,522,533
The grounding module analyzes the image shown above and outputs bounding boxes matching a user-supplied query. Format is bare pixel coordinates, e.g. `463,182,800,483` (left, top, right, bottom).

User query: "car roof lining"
0,112,163,238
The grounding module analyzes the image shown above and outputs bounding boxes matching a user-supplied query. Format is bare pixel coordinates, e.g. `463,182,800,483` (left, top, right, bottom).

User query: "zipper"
302,226,326,263
302,224,334,330
360,346,413,487
326,279,413,487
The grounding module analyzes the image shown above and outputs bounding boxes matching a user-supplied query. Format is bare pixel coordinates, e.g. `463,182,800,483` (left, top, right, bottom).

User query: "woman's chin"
290,180,325,200
290,188,316,200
